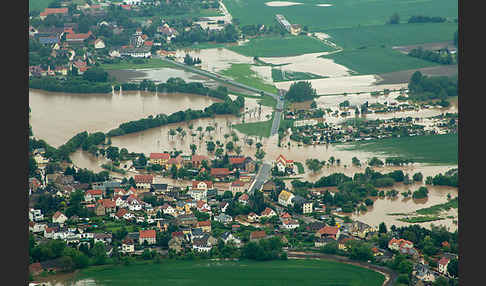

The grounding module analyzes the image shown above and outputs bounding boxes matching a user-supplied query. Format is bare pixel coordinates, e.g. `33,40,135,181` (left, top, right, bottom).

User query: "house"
192,237,212,252
52,211,67,225
115,208,129,220
149,152,170,166
414,263,437,283
306,222,326,233
278,190,295,207
31,222,47,233
315,226,340,240
314,237,336,248
388,238,414,251
166,155,184,170
221,231,241,245
229,156,246,169
134,174,154,189
196,220,212,233
349,221,376,239
250,230,267,241
139,229,156,245
231,180,247,195
29,208,44,222
109,48,121,58
176,214,198,227
302,201,313,214
214,213,233,224
191,155,208,168
98,199,116,213
261,180,276,195
281,219,300,230
66,31,93,43
219,201,229,213
85,189,103,202
120,46,151,58
210,168,231,178
192,180,213,191
94,204,106,216
191,228,205,240
161,203,176,215
247,212,259,222
238,193,249,205
260,207,276,218
438,257,450,275
94,38,105,49
94,233,113,245
274,154,294,173
39,7,68,20
188,188,207,202
168,236,183,253
122,239,135,253
338,235,354,251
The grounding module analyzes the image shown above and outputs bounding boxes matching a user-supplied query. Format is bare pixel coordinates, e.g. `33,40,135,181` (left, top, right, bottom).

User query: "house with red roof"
85,189,103,202
191,154,208,168
210,168,231,178
260,207,277,218
250,230,267,241
134,174,153,189
238,193,249,205
247,212,259,222
230,180,248,195
388,238,414,251
149,152,170,165
39,8,68,20
52,211,67,225
192,180,213,191
229,156,246,167
438,257,450,275
98,199,116,213
115,208,129,220
281,219,299,230
122,239,135,253
196,220,212,232
315,226,340,240
139,229,156,245
166,155,184,169
274,154,294,173
66,31,92,43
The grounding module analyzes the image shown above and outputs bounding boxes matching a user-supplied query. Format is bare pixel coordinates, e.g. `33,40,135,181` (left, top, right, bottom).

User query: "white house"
438,257,450,275
94,38,105,49
221,232,241,245
122,239,135,253
29,208,44,222
274,154,294,173
109,49,121,58
281,219,300,230
278,190,295,207
303,202,313,214
162,204,176,215
189,188,207,201
52,211,67,225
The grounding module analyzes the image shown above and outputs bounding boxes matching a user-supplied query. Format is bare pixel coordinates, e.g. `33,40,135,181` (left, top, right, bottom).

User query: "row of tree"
408,71,457,102
29,76,113,94
408,47,454,65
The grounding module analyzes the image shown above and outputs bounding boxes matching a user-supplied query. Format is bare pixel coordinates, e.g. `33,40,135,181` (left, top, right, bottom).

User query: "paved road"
249,161,272,195
270,90,285,136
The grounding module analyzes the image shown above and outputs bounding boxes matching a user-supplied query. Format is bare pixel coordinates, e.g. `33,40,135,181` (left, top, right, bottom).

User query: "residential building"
278,190,295,207
302,201,313,214
274,154,294,173
134,174,153,189
315,226,340,240
231,180,247,195
388,238,414,251
139,229,156,245
438,257,450,275
196,220,212,233
52,211,67,225
29,208,44,222
250,230,267,241
281,219,300,230
85,189,103,202
122,239,135,253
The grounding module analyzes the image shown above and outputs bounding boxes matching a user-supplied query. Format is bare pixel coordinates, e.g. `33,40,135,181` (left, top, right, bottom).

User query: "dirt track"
286,251,398,286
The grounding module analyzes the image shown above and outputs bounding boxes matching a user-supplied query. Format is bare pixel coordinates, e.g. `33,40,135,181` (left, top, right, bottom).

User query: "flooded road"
29,89,220,147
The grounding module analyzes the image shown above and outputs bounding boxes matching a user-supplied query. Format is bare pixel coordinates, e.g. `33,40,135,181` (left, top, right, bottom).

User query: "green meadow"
220,63,278,94
228,35,336,57
29,0,56,13
75,259,385,286
338,134,458,165
223,0,457,31
233,112,274,138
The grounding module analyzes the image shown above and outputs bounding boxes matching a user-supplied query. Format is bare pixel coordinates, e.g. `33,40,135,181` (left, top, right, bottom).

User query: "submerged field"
228,35,336,57
75,259,385,286
223,0,458,31
220,63,278,94
338,134,458,165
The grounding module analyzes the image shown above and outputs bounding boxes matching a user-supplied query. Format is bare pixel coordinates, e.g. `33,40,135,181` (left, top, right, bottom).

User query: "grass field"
338,134,458,165
100,58,178,70
228,35,336,57
29,0,55,12
233,112,274,137
322,46,440,74
415,197,458,215
76,259,385,286
223,0,457,32
397,216,444,223
272,69,327,82
220,63,278,94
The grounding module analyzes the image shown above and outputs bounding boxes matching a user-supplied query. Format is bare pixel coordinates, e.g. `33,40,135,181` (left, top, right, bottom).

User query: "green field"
415,197,458,215
100,58,179,70
223,0,457,32
322,46,440,74
272,68,327,82
228,35,336,57
29,0,55,12
75,259,385,286
233,112,274,138
220,63,278,94
397,216,444,223
338,134,458,165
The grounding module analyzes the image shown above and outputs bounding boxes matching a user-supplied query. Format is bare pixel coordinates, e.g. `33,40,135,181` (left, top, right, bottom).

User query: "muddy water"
341,184,458,232
29,89,220,147
107,67,207,83
176,48,254,73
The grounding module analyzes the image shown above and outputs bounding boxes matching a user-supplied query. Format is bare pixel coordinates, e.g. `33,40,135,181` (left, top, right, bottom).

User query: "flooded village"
28,1,458,285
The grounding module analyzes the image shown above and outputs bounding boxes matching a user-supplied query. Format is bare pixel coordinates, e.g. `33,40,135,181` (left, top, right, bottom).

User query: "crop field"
322,47,440,75
338,133,458,165
76,259,385,286
220,63,278,94
272,68,327,82
29,0,56,12
223,0,457,32
228,35,336,57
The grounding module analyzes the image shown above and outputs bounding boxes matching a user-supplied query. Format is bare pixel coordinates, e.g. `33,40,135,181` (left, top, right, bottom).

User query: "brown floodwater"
107,67,207,83
29,89,221,147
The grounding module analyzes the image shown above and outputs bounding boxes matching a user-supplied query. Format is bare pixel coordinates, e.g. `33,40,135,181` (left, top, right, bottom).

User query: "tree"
306,159,323,173
226,141,234,153
388,13,400,24
206,141,215,153
190,144,197,155
448,258,458,277
379,222,387,234
284,81,317,102
83,67,108,82
413,172,423,182
255,148,265,160
235,146,242,155
352,157,361,167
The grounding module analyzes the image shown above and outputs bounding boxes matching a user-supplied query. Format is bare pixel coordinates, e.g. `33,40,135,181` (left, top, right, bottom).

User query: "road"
270,90,285,136
248,161,272,195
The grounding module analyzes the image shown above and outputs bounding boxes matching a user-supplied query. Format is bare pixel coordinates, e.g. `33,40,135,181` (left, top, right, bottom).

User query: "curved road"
286,251,398,286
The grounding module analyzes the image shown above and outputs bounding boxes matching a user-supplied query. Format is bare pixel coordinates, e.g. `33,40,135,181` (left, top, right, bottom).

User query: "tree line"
408,71,457,103
29,76,113,94
408,15,447,23
408,47,454,65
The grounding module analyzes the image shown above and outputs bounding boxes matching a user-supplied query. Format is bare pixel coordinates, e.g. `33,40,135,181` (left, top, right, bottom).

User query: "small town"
27,0,459,285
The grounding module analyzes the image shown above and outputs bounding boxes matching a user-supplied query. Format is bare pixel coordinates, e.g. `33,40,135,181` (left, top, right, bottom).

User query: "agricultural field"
338,134,458,165
220,63,278,94
29,0,55,13
228,35,336,57
223,0,457,31
271,68,327,82
75,259,386,286
322,47,440,75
